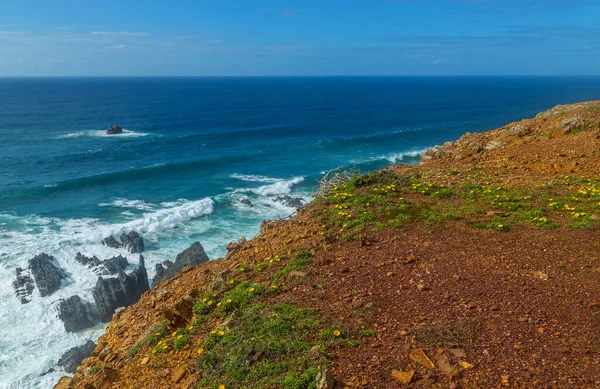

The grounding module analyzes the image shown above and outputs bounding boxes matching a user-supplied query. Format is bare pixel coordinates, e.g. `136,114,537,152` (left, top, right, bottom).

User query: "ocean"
1,76,599,388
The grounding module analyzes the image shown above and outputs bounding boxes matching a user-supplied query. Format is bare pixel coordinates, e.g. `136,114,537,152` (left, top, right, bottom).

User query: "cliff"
56,101,600,389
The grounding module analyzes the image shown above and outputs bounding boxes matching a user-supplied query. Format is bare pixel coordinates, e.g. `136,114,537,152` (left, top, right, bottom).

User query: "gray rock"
274,195,304,209
75,252,129,275
561,116,583,134
106,124,123,135
120,231,145,253
13,267,34,304
506,124,532,137
57,340,96,374
102,236,121,249
240,198,253,207
57,295,97,332
92,255,149,322
152,242,209,286
28,254,65,297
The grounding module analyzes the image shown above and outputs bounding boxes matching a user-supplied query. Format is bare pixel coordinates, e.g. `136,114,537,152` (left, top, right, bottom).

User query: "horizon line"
1,74,600,78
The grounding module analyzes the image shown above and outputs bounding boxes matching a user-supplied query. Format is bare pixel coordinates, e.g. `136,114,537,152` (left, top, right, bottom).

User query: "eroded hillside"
56,101,600,389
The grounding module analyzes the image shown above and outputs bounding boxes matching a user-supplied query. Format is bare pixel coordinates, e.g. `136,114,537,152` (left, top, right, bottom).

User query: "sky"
0,0,599,76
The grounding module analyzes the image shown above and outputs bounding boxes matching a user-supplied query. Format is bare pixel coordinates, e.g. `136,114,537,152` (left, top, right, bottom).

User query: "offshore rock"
93,255,149,322
13,267,35,304
106,124,123,135
275,195,304,209
75,253,129,275
152,242,209,286
120,231,145,253
57,340,96,374
102,236,121,249
57,295,97,332
28,253,65,297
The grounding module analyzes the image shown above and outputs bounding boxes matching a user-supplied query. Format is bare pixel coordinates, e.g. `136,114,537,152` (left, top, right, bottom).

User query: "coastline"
55,100,600,388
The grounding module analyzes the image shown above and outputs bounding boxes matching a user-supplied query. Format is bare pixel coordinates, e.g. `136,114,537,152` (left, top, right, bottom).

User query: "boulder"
92,255,149,322
57,340,96,374
102,236,121,249
274,195,304,209
103,255,129,274
561,116,583,134
57,295,97,332
106,124,123,135
152,242,209,286
28,254,65,297
13,267,35,304
75,253,128,275
120,231,145,253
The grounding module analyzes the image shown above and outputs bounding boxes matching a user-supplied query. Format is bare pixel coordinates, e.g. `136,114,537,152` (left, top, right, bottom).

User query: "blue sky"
1,0,599,76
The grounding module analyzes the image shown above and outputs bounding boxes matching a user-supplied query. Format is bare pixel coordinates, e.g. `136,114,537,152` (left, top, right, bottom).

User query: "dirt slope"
56,101,600,389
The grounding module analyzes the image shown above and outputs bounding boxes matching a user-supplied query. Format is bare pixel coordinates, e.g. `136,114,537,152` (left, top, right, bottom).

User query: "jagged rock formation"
152,242,209,286
57,341,96,374
13,267,34,304
120,231,145,253
106,124,123,135
102,236,121,248
57,295,97,333
275,195,304,209
28,253,65,297
93,255,149,322
75,252,129,275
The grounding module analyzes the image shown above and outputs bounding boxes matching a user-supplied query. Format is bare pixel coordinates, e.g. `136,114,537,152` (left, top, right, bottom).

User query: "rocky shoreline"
55,101,600,388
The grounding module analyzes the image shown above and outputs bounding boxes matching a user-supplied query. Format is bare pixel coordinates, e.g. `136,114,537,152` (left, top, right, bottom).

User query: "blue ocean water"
0,76,599,388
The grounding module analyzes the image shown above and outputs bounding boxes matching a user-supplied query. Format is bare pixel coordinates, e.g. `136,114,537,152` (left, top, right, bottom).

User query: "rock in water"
13,267,34,304
28,254,65,297
103,255,129,274
106,124,123,135
92,255,149,322
57,340,96,374
152,242,209,286
102,236,121,248
274,195,304,209
120,231,145,253
57,295,97,332
75,252,128,275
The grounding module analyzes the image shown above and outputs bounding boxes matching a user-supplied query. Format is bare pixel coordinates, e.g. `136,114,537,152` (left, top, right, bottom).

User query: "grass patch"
196,303,327,388
274,251,313,282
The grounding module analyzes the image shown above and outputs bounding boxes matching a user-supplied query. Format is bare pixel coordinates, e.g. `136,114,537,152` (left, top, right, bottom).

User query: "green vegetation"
196,303,327,388
146,322,169,346
87,365,105,374
173,328,189,350
273,250,313,281
319,169,600,240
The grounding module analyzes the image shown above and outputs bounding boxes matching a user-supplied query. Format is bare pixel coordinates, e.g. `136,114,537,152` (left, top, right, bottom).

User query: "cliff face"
57,101,600,389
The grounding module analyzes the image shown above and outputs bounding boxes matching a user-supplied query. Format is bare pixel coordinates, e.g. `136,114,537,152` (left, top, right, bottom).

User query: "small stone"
459,361,474,369
409,348,435,369
391,369,414,384
448,348,466,359
171,366,187,383
140,357,149,365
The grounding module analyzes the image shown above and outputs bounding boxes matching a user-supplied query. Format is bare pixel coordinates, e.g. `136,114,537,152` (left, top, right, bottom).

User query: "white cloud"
432,57,449,65
204,39,223,44
111,44,126,49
